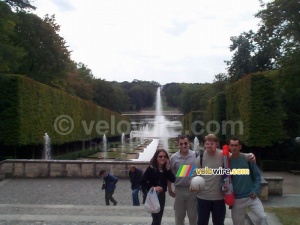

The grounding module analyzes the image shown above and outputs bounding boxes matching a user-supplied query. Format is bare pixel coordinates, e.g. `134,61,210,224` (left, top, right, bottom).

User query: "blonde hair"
204,134,219,143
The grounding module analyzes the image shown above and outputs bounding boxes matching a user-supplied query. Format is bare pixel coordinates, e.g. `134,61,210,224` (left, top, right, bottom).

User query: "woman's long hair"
151,149,170,170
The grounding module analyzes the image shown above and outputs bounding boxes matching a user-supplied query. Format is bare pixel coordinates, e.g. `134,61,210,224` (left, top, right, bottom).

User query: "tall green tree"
0,2,25,72
163,83,182,108
128,85,147,111
92,79,115,110
225,31,256,82
256,0,300,59
256,0,300,138
110,82,130,112
4,0,36,11
66,62,94,101
13,13,70,88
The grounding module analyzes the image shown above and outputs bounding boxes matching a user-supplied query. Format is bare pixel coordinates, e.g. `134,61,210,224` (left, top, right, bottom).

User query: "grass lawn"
265,207,300,225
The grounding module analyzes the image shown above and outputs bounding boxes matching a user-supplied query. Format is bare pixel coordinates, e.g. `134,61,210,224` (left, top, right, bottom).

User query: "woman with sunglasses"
140,149,176,225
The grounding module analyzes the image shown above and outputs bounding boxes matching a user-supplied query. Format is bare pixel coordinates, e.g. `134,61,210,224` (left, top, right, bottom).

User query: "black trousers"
105,190,117,205
151,191,166,225
197,198,226,225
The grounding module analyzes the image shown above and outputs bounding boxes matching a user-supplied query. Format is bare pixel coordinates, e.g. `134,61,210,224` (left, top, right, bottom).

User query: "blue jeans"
132,188,140,206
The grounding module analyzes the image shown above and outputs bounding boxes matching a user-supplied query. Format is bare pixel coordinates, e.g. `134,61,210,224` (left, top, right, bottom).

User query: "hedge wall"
225,72,285,147
0,75,129,146
204,92,226,143
181,110,205,138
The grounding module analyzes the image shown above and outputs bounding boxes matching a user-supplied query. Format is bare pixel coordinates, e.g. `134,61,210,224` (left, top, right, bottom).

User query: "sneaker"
114,201,118,206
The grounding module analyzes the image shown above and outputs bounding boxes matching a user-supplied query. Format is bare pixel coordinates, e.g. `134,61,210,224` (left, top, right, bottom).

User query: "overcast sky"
34,0,268,85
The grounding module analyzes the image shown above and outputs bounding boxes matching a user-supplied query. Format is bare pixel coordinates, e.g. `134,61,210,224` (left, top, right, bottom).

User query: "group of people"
100,134,267,225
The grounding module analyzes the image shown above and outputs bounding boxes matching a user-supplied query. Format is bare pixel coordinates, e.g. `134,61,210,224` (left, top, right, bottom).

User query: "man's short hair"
99,170,106,176
229,137,241,145
178,134,189,141
204,134,219,143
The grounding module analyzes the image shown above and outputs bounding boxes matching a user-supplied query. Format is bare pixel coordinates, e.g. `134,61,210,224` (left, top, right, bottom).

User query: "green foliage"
181,111,205,139
53,148,99,160
225,31,255,82
279,54,300,138
120,80,159,111
0,74,21,146
13,13,70,88
179,83,213,114
256,0,300,59
0,2,25,73
204,93,226,143
265,207,300,225
0,75,130,146
4,0,36,11
210,93,227,143
163,83,182,108
225,72,285,147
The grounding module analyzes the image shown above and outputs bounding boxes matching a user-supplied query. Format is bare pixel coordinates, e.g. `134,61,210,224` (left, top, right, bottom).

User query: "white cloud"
33,0,269,85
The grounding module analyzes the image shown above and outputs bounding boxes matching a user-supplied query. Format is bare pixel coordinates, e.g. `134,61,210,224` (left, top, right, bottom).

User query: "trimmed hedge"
205,92,226,143
181,110,205,137
225,72,285,147
0,75,129,146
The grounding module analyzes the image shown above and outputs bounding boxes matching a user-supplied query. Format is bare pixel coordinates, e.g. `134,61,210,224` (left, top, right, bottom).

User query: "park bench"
290,170,300,175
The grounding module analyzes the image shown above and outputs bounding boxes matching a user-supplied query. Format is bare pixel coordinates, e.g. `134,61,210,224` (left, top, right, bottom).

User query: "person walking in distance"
168,135,198,225
129,165,143,206
99,169,118,206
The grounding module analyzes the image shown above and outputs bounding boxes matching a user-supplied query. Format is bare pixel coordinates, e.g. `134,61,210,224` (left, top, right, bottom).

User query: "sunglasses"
179,142,188,146
158,155,167,158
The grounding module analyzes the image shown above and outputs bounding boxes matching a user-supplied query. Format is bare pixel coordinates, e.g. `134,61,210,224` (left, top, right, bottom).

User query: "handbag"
144,187,161,213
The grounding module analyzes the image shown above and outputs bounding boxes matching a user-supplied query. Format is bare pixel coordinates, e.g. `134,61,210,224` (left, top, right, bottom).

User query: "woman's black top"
140,166,176,192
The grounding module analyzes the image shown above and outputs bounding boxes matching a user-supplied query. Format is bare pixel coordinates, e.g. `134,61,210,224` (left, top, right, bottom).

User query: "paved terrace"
0,171,299,225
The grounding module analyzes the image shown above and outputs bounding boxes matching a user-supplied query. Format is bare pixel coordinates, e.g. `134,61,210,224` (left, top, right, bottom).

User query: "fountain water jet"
132,87,182,161
129,131,133,146
193,137,199,152
42,133,51,160
102,134,107,159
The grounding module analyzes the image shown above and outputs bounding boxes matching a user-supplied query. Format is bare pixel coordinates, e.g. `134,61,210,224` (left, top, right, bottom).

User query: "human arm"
168,180,175,197
189,155,200,192
140,166,153,192
249,162,261,198
165,167,176,183
110,174,118,185
245,153,256,163
168,156,176,197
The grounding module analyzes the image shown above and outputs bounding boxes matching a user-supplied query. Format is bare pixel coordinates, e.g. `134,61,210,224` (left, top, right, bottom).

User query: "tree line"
0,0,160,112
1,0,299,141
163,0,300,141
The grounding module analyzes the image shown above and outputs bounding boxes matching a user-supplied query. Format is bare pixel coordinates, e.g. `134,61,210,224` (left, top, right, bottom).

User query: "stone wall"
0,159,274,201
264,176,284,196
0,159,149,179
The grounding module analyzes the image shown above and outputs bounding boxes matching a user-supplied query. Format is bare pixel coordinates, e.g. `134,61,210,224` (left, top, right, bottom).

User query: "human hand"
154,186,163,193
249,153,256,163
221,184,228,192
165,159,170,170
250,193,257,199
168,189,175,197
189,186,198,192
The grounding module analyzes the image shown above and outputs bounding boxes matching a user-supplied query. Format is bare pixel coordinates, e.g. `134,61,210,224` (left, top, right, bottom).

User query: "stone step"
0,204,234,225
